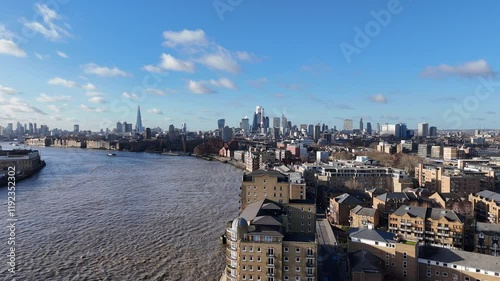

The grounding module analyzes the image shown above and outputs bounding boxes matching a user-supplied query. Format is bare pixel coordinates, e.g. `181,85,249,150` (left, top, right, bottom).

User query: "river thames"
0,145,242,280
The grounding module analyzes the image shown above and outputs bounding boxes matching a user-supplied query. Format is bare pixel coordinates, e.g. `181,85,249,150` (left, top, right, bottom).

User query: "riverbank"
0,160,46,187
212,155,246,170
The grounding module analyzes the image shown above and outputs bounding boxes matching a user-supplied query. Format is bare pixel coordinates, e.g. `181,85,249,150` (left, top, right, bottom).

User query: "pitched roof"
392,205,464,223
252,216,282,226
419,246,500,273
335,193,363,205
349,250,386,274
376,192,417,202
476,190,500,203
392,205,427,219
477,222,500,235
351,205,377,217
348,228,396,244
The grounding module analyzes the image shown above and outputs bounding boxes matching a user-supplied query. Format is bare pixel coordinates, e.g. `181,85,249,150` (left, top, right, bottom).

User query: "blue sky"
0,0,499,131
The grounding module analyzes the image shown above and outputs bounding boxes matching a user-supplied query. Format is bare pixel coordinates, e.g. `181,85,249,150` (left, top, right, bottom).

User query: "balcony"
414,230,424,234
267,263,275,267
405,222,412,226
266,252,275,257
266,272,275,277
477,245,487,249
437,226,450,231
437,232,450,237
425,231,435,235
307,252,315,257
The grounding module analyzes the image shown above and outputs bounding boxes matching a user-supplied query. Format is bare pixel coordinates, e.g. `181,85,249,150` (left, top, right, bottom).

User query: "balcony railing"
266,252,275,257
437,226,450,230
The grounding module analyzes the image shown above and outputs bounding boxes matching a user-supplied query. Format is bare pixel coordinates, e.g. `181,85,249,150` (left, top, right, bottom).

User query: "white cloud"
82,83,96,91
147,108,163,115
142,64,163,73
56,50,68,58
235,51,260,62
370,94,388,104
0,39,26,57
188,80,216,94
48,105,63,112
159,53,195,73
82,63,131,77
36,93,72,103
145,88,166,96
122,91,140,100
48,77,78,88
80,104,105,113
420,59,494,78
0,84,18,95
23,3,71,41
0,96,46,115
0,25,14,39
209,77,236,90
89,96,106,104
199,49,240,74
163,29,207,48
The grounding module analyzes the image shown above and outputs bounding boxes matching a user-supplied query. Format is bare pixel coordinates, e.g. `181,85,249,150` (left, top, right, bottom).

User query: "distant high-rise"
359,118,364,131
308,124,314,137
429,126,437,137
135,106,143,133
376,123,381,134
418,122,429,137
313,123,321,141
241,116,250,135
74,124,79,133
222,126,233,142
366,122,372,135
116,122,123,133
273,117,280,128
217,119,225,130
343,119,353,131
281,114,288,134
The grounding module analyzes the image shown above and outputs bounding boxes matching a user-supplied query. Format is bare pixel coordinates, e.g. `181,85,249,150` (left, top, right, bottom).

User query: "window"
295,277,300,281
284,277,289,281
242,247,246,252
249,247,253,252
296,248,301,253
442,272,448,277
296,257,300,263
249,256,253,261
403,261,407,269
464,277,470,281
257,266,261,272
296,267,300,272
284,257,289,262
284,247,289,252
403,270,407,278
435,271,440,276
284,266,289,271
243,256,246,261
403,252,407,259
385,261,389,268
392,262,395,267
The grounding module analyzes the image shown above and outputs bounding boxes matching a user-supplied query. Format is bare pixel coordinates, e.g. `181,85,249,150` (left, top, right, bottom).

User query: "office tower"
418,122,429,137
74,124,79,133
376,123,381,134
218,119,225,130
168,124,175,133
343,119,353,131
306,124,312,137
259,106,265,128
366,122,372,135
281,114,287,134
241,116,250,135
116,122,123,133
359,118,364,131
313,123,321,141
263,116,269,132
29,123,33,134
135,106,143,133
273,117,280,128
429,126,437,137
399,123,408,140
33,123,37,134
222,126,233,142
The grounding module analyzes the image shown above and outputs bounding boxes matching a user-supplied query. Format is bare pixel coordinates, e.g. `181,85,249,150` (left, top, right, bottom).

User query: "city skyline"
1,1,500,131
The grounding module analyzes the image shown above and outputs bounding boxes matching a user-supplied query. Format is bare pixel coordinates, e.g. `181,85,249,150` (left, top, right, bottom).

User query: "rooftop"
419,246,500,273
